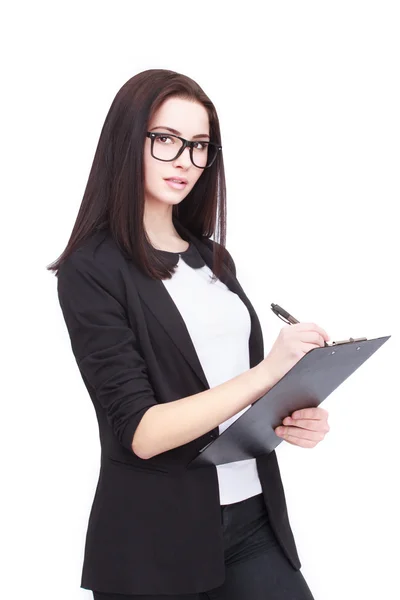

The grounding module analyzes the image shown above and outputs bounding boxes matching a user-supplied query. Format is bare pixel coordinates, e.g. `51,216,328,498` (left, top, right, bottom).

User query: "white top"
161,248,262,505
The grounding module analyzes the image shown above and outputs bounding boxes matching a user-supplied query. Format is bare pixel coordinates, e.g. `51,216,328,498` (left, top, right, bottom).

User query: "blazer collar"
130,220,264,389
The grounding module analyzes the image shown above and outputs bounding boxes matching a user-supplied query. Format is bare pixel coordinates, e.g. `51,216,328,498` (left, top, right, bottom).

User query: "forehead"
149,97,209,133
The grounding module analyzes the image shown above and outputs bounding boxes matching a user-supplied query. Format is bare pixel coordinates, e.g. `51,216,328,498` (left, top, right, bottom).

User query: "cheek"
192,171,203,187
144,159,161,189
143,143,160,183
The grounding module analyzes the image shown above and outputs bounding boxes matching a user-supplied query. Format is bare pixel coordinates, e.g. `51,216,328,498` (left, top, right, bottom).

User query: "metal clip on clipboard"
331,337,368,345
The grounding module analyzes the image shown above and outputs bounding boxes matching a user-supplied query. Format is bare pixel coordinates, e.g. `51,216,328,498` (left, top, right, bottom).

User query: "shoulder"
59,228,124,273
57,229,127,300
67,228,122,266
201,237,236,277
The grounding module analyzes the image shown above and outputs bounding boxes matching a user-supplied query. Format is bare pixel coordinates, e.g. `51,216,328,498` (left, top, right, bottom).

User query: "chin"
160,187,190,202
152,193,186,206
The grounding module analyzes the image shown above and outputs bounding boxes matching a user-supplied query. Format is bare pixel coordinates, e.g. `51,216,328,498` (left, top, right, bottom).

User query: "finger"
296,322,330,342
295,331,327,348
281,435,317,449
291,407,328,420
282,417,330,433
275,426,326,442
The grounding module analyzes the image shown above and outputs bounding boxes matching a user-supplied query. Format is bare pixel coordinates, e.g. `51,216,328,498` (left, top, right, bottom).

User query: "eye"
155,135,174,144
193,141,208,150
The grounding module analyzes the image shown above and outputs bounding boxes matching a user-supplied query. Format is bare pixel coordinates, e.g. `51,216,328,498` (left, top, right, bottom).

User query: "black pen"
271,303,329,347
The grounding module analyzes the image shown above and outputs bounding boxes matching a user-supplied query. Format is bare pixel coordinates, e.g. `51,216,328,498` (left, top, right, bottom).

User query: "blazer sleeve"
57,252,159,453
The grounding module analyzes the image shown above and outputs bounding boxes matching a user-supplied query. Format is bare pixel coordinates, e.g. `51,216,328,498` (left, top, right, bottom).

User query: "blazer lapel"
132,222,264,389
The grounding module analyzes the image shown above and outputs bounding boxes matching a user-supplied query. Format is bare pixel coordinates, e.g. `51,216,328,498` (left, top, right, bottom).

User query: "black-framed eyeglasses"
146,132,222,169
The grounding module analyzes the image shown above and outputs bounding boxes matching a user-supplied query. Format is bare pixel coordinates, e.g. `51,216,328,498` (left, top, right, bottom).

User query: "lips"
164,177,188,184
164,177,188,191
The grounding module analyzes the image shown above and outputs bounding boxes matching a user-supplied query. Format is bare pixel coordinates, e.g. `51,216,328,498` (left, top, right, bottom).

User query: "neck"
143,201,186,249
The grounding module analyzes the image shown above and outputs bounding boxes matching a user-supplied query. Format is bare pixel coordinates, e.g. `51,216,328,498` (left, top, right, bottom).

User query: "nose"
173,145,192,169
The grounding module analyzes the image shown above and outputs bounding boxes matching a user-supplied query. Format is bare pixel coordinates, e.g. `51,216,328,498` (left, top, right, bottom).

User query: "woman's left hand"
274,407,330,448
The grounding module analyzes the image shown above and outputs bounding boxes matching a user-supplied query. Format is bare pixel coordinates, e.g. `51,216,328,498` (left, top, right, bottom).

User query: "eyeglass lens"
151,134,217,168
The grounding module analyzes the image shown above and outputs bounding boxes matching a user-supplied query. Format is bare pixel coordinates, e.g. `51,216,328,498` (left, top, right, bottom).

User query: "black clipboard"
187,335,391,469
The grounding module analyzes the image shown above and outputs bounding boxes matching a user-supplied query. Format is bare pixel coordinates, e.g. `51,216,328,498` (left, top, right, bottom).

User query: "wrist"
250,360,276,398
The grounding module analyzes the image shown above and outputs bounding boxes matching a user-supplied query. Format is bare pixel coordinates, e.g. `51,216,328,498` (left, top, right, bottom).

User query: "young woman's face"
144,97,210,208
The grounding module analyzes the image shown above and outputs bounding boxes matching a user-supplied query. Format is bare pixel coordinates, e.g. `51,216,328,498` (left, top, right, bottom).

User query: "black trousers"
93,492,314,600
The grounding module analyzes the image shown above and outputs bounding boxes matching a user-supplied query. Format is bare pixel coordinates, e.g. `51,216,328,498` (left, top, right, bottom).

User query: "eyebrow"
149,126,210,140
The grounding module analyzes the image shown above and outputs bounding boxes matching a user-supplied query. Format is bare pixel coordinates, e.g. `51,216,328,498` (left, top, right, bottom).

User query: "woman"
48,69,330,600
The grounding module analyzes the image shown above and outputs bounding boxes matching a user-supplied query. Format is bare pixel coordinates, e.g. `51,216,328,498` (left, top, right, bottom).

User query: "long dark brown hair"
46,69,229,281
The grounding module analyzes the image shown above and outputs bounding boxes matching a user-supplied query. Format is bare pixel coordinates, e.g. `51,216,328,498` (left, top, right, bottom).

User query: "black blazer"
57,220,301,596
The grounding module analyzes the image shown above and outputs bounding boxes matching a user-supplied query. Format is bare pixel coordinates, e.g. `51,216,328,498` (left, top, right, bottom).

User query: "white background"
2,2,399,599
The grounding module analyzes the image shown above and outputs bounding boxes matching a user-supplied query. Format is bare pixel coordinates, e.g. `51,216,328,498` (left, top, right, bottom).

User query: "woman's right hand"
257,323,330,389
